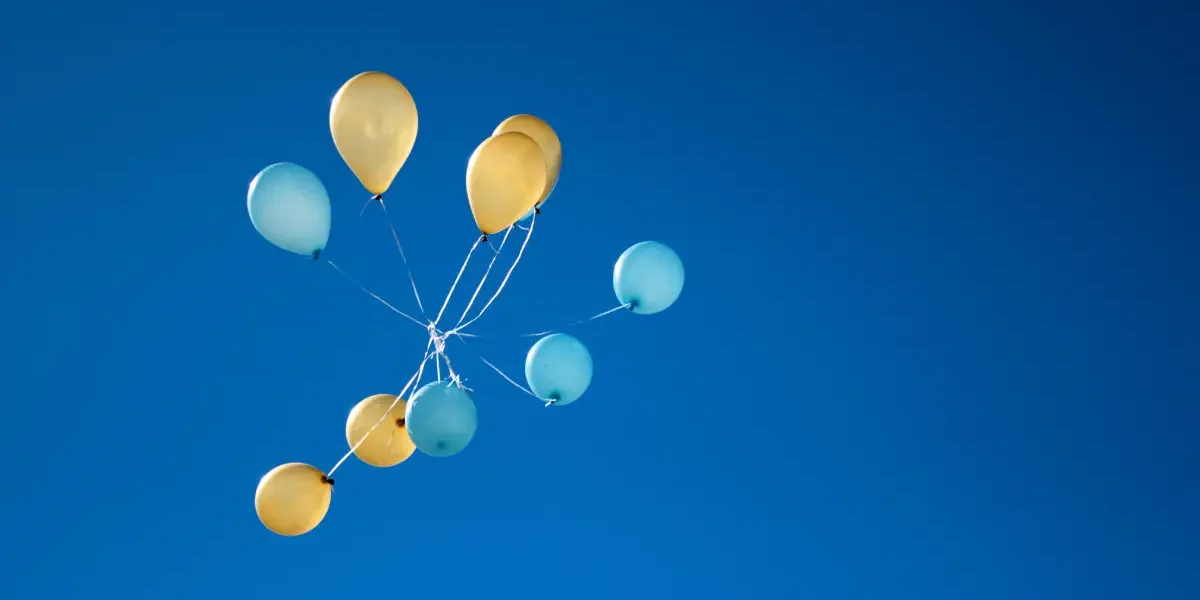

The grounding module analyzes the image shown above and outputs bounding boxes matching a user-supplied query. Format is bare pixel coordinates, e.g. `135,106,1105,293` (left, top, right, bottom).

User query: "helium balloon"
466,131,546,235
493,114,562,206
613,241,685,314
405,381,478,457
525,333,593,406
518,207,535,223
330,71,419,196
345,394,416,468
254,463,333,536
247,163,332,259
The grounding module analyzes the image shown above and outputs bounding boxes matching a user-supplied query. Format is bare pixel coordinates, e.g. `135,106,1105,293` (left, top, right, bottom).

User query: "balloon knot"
480,234,488,243
534,206,542,215
626,300,638,310
371,194,382,202
395,417,406,428
311,249,322,261
321,475,335,486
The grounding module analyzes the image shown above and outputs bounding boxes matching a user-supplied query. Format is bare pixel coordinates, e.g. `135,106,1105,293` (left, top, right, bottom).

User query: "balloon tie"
321,476,335,486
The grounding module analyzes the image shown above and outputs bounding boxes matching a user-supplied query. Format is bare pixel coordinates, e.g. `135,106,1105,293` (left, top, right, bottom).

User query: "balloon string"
517,303,633,338
327,260,426,328
453,336,542,402
327,344,435,477
446,212,537,336
451,226,513,331
378,198,428,319
433,237,482,326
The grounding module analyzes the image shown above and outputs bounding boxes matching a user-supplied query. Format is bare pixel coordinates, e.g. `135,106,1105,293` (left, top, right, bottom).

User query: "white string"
379,198,428,319
327,260,426,328
518,303,632,338
453,336,541,401
451,226,513,331
433,237,483,326
446,213,537,336
327,345,435,476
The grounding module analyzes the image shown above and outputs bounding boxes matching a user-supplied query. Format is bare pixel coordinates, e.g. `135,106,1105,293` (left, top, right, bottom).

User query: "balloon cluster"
247,72,685,537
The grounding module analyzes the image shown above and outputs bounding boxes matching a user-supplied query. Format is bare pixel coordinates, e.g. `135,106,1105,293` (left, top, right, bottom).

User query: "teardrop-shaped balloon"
345,394,416,468
466,131,546,235
247,163,331,259
493,114,561,206
613,241,685,314
525,333,593,406
404,381,478,457
330,71,419,196
254,463,333,536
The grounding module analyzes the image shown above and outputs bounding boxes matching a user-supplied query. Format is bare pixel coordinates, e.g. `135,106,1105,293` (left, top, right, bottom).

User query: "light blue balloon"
404,380,478,457
247,162,331,259
525,333,593,406
613,241,684,314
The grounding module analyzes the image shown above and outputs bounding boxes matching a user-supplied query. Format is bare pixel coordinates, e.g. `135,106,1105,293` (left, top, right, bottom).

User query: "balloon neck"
626,300,639,311
480,233,489,243
312,249,322,261
395,417,406,428
321,475,335,486
534,205,542,215
371,194,382,202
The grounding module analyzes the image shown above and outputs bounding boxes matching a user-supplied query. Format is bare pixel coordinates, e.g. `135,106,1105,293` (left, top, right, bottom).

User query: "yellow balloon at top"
492,114,562,206
254,462,332,536
466,131,546,235
330,71,419,196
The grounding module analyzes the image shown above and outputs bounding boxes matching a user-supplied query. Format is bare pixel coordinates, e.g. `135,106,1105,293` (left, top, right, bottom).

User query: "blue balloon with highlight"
404,380,478,457
525,333,593,406
247,162,332,259
613,241,684,314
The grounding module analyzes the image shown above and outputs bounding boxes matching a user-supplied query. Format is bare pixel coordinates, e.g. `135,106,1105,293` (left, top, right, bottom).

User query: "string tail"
378,197,428,318
447,213,537,336
518,302,633,338
433,237,483,326
326,260,426,328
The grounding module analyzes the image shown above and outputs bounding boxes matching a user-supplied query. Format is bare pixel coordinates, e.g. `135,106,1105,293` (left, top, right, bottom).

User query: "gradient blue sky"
1,1,1198,598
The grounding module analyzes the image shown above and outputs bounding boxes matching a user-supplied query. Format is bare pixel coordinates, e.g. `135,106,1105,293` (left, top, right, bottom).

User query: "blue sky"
1,0,1198,598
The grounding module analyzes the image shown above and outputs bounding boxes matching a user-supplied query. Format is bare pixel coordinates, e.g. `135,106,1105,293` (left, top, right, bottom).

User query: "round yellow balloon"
493,114,561,206
466,131,547,235
254,462,333,536
330,71,419,196
346,394,416,468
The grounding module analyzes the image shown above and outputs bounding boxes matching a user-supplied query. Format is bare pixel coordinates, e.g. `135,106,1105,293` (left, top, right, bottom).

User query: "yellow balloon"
493,114,562,206
346,394,416,468
329,71,419,196
254,463,333,537
466,131,547,235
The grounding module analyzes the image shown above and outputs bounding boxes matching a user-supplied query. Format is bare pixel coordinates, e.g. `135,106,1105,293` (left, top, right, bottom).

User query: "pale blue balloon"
404,380,478,457
613,241,684,314
247,162,331,259
525,333,593,406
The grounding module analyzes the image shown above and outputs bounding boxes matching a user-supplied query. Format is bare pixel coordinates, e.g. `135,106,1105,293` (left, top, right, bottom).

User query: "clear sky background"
1,1,1198,598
